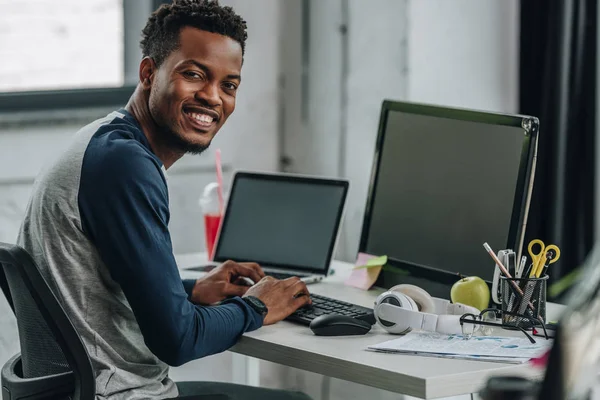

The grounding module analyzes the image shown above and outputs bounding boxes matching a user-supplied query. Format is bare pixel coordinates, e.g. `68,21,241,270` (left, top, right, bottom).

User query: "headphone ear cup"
394,284,436,314
374,292,415,334
401,293,418,311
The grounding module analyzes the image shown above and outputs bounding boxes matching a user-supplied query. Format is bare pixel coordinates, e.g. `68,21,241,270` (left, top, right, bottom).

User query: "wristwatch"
242,296,268,318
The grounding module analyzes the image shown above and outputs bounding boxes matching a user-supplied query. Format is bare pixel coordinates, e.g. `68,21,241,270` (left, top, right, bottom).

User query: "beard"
148,89,211,155
155,124,211,155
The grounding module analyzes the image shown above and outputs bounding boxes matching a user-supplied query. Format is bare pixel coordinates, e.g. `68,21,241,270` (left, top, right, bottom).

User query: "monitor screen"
213,172,348,274
360,101,538,285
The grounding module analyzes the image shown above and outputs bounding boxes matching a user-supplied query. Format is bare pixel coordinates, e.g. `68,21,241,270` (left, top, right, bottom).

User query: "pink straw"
215,148,224,214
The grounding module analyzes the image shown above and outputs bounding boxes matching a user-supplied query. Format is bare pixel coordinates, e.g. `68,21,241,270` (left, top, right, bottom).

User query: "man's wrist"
182,279,197,300
241,296,268,319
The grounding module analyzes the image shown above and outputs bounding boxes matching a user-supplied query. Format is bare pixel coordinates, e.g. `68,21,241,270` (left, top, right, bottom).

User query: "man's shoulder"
81,114,164,183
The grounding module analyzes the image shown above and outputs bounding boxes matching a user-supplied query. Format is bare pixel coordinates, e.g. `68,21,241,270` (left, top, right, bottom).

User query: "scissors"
528,239,561,278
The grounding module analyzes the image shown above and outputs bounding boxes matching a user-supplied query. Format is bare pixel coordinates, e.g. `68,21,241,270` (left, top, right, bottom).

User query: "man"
17,1,313,399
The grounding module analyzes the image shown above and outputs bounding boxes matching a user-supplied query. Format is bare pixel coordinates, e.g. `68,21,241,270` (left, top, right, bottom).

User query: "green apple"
450,276,490,311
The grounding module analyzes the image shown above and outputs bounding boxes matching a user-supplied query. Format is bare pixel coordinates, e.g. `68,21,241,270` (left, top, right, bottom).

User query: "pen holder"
500,275,547,329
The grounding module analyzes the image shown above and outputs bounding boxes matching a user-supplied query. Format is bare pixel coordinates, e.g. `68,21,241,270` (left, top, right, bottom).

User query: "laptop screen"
212,172,349,274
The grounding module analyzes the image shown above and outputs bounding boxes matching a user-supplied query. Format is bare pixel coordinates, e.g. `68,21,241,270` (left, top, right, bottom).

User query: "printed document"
368,331,553,364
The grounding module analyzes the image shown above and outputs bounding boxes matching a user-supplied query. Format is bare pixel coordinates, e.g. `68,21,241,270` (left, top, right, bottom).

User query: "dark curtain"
520,0,596,299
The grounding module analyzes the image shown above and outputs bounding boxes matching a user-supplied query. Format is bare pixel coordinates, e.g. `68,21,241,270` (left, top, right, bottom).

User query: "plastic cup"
199,182,225,260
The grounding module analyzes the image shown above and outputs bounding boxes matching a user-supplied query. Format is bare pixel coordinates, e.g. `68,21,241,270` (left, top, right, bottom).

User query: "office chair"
0,242,233,400
0,242,95,400
0,264,13,313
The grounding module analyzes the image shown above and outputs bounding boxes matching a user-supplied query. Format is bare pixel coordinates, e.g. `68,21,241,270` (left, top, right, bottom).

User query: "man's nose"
195,82,221,107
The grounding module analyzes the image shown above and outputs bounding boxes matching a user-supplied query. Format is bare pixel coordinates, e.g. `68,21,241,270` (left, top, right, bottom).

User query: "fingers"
233,277,253,287
224,282,250,297
286,279,310,301
293,292,312,309
282,276,302,287
239,262,265,279
229,263,263,284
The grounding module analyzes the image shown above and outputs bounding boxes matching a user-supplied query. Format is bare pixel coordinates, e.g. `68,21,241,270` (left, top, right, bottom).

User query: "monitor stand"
374,258,493,300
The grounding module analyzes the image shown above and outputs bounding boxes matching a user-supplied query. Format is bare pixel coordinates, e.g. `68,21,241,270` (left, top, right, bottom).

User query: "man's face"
147,27,243,153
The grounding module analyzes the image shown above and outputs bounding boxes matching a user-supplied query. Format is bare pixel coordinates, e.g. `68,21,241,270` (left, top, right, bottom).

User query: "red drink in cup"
203,213,221,260
200,182,224,260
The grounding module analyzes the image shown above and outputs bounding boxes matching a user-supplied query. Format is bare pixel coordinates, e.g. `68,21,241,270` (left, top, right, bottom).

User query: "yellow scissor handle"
528,239,546,264
530,244,561,277
543,245,561,264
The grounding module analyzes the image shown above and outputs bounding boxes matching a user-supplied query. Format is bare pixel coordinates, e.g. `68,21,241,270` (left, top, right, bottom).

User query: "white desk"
177,253,563,399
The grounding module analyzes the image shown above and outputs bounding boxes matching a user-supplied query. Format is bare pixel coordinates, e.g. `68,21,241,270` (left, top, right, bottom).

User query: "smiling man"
16,1,312,399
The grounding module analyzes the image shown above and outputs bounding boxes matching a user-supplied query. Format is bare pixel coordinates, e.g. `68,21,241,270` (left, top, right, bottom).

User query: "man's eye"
184,71,202,79
223,82,238,91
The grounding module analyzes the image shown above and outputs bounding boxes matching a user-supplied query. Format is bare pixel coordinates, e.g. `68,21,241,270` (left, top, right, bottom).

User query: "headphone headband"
374,284,478,335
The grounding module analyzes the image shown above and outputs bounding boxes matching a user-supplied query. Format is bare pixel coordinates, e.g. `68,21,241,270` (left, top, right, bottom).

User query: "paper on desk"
367,331,553,364
344,253,387,290
370,349,531,364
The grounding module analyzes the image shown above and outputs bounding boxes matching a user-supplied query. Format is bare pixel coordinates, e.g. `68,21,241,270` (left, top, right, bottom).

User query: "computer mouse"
309,314,372,336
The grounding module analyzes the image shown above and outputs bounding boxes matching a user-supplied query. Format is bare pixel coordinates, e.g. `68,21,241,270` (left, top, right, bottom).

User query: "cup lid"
201,182,220,199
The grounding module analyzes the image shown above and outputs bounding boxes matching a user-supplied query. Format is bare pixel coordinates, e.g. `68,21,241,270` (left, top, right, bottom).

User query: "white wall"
282,0,520,265
341,0,411,262
407,0,520,113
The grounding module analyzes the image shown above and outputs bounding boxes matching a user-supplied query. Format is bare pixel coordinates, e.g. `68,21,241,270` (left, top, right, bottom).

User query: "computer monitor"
359,100,539,294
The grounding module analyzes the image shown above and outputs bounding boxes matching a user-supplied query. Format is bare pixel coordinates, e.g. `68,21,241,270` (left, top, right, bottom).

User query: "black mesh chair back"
0,242,95,400
0,264,13,313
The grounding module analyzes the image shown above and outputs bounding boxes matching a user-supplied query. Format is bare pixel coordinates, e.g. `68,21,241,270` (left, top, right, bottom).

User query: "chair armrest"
2,353,74,400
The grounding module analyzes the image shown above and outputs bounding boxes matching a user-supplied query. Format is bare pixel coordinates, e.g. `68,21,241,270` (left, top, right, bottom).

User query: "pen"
517,256,527,278
538,252,554,278
507,251,516,278
523,263,534,280
483,243,535,313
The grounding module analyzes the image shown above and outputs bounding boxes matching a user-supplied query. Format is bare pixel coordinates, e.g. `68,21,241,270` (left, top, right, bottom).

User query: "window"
0,0,124,93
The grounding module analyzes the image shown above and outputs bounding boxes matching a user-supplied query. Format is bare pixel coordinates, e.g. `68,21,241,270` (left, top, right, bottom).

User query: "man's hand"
244,276,311,325
190,260,265,305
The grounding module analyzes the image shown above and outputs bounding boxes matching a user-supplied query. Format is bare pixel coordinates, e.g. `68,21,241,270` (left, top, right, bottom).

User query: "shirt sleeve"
182,279,197,300
78,136,263,366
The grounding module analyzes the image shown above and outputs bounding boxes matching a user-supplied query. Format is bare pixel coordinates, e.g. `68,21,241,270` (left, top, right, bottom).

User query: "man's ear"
139,57,156,89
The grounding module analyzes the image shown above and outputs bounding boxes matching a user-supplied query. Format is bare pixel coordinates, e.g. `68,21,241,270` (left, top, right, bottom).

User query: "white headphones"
373,284,480,335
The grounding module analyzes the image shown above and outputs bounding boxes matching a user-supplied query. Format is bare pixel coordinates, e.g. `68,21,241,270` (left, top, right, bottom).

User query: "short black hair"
140,0,248,67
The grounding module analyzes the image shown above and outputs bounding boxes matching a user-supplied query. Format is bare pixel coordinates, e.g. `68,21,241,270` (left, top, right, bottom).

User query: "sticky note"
344,253,386,290
354,255,388,269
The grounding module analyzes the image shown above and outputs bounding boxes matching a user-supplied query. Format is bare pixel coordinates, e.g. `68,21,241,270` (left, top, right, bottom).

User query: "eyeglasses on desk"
459,308,550,344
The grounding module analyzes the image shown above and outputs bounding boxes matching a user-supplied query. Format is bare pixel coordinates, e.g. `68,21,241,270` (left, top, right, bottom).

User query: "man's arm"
78,139,262,366
182,279,196,300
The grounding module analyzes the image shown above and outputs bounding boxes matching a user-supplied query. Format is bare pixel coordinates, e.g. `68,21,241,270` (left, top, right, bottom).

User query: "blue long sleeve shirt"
16,107,264,400
77,109,263,367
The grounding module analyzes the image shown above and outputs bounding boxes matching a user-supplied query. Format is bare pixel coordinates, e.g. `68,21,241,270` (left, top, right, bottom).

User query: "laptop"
211,171,349,284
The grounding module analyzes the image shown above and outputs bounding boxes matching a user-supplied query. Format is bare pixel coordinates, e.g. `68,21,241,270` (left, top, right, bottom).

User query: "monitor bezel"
358,100,539,286
212,170,350,275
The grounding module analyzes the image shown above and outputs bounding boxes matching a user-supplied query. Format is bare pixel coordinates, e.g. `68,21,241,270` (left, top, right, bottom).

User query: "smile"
183,109,217,131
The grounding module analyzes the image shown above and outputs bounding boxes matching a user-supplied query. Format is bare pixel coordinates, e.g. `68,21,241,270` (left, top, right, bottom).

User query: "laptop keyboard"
267,271,309,280
286,293,375,325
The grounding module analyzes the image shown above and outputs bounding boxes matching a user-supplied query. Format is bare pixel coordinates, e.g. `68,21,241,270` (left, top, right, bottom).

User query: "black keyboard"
286,293,375,325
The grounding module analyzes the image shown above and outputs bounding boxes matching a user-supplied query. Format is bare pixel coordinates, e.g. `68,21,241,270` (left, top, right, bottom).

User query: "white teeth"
188,112,214,124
